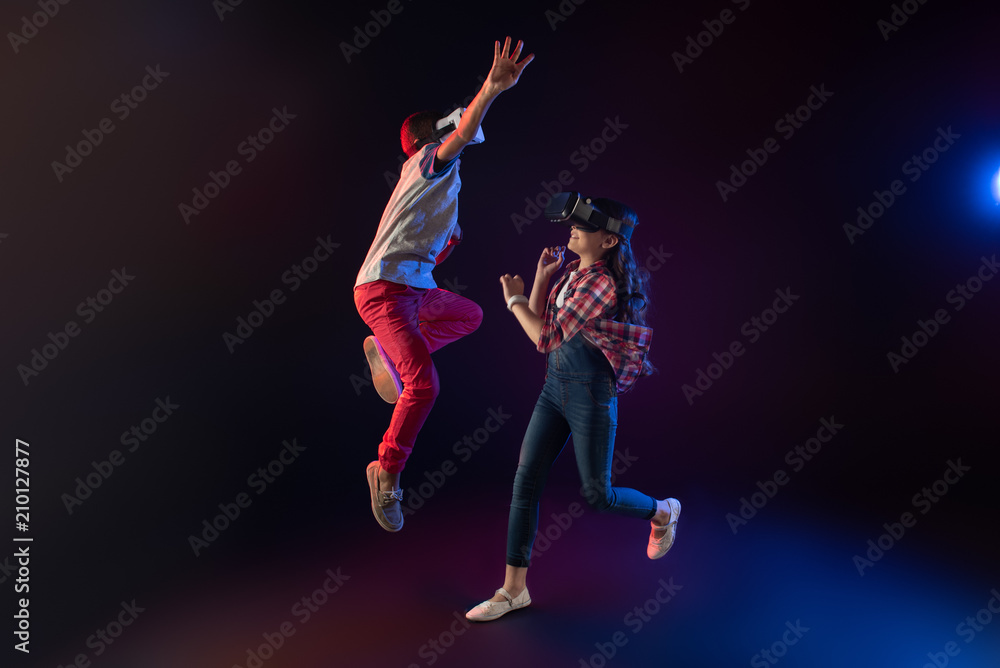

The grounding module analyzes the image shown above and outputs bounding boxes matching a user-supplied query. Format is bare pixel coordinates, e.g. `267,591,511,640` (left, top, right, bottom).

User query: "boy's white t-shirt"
356,142,461,290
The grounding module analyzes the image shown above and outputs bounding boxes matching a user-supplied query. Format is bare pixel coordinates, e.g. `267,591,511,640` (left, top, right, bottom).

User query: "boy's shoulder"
415,142,460,180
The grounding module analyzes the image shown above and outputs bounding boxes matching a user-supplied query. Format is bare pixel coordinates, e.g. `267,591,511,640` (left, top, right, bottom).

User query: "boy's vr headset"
415,108,485,151
434,107,485,144
545,192,635,242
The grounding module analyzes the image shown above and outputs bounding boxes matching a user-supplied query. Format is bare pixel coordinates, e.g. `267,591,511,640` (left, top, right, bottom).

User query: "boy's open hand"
486,37,534,95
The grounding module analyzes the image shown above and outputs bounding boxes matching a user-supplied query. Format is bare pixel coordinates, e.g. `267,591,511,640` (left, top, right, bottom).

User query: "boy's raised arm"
436,37,534,164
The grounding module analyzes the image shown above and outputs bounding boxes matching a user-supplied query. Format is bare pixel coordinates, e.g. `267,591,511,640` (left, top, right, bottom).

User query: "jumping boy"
354,37,534,532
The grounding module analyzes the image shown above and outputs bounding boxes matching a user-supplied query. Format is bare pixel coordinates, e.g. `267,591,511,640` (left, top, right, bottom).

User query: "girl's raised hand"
537,246,565,281
500,274,525,301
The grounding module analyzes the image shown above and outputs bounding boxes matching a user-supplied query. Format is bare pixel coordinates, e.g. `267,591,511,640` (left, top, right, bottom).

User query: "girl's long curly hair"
592,197,656,377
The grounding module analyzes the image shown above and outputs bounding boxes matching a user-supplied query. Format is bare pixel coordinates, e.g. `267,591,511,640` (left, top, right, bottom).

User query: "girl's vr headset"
545,192,635,242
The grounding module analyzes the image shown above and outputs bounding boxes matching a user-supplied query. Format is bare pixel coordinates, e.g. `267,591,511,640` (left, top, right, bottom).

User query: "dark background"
2,1,999,667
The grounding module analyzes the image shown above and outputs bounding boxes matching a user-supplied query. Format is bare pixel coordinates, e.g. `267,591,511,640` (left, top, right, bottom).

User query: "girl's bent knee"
586,490,614,513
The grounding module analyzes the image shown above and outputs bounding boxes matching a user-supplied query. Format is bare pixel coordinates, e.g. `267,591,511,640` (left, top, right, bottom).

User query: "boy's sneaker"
363,336,402,404
366,461,403,532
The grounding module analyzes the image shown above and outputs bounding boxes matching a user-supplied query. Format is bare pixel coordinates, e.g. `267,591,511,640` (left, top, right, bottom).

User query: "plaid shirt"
537,259,653,393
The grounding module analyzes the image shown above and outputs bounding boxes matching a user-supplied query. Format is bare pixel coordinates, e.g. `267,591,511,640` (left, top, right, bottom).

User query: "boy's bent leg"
418,288,483,353
380,352,438,473
355,281,440,474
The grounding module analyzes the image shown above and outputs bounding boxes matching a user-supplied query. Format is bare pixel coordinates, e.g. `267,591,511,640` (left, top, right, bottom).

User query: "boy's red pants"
354,279,483,473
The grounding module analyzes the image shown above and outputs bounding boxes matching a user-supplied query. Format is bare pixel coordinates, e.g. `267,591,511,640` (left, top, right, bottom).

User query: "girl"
466,196,680,622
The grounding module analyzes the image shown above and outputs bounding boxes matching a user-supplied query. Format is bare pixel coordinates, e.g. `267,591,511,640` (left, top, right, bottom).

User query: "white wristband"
507,295,529,312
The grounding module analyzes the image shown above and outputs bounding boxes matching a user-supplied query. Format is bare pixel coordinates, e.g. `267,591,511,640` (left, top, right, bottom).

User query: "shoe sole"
364,337,401,404
366,461,403,532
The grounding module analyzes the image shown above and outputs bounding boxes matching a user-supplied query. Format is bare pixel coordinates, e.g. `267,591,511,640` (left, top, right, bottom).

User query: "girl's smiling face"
567,225,618,263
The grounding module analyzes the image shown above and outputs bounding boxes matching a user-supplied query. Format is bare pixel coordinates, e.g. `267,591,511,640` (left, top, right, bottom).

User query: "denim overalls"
506,331,657,567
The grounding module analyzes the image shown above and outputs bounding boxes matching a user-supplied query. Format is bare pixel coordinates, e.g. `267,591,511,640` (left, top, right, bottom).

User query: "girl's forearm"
528,271,549,317
510,302,543,344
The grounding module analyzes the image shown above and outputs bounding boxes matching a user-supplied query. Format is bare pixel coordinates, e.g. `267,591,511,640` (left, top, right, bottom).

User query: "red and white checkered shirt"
537,259,653,393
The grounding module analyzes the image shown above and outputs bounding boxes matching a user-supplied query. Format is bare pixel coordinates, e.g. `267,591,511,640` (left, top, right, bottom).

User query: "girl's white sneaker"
466,587,531,622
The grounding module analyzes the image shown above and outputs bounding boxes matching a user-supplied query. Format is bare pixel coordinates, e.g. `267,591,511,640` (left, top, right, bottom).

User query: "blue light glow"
993,167,1000,204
